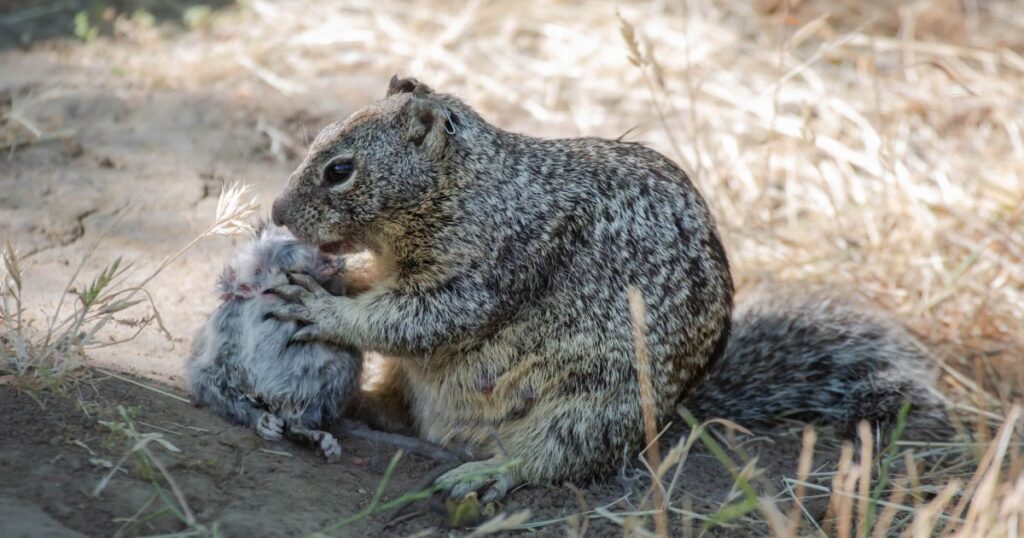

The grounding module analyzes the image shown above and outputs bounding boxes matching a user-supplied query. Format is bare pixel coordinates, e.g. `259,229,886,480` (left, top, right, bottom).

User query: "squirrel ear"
400,95,453,157
387,75,433,97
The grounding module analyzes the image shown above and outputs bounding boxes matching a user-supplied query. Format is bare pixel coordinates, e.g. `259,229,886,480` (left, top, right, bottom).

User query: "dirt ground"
1,372,842,537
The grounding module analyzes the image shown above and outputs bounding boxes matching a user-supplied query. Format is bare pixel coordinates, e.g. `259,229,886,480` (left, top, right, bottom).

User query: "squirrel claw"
288,324,321,345
267,302,311,324
267,283,311,303
436,458,519,502
287,272,326,296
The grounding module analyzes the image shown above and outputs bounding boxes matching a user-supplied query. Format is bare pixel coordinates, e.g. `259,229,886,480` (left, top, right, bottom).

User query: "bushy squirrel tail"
681,285,952,439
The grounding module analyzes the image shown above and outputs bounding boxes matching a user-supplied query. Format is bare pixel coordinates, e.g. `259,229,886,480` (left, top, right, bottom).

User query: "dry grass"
0,182,258,380
3,0,1023,535
101,0,1023,377
0,183,257,537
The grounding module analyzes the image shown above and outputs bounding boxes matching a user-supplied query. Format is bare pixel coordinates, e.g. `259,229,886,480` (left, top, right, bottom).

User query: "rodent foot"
256,412,285,441
435,458,519,503
311,430,342,462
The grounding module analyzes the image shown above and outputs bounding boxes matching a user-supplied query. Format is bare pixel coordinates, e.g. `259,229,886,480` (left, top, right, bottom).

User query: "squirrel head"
271,76,478,254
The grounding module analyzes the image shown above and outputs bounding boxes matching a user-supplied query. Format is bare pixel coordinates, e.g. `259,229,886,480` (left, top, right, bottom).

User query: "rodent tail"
681,285,952,440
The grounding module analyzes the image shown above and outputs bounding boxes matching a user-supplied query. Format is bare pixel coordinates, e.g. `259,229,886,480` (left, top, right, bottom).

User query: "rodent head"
271,76,475,253
218,222,344,300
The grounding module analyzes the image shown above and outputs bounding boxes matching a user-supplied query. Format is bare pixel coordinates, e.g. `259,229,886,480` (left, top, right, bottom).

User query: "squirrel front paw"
267,272,347,344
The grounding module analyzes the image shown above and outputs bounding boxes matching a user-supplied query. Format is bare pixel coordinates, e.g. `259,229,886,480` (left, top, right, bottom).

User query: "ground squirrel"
267,77,946,500
186,223,361,460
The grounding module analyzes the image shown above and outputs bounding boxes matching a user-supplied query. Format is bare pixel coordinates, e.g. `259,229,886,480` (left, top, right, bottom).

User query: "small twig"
141,444,197,526
786,426,817,535
98,369,191,404
238,55,307,95
627,286,668,538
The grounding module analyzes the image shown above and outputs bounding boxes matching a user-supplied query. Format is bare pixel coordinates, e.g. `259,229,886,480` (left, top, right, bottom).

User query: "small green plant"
97,405,219,537
73,10,100,42
183,5,213,31
131,9,156,28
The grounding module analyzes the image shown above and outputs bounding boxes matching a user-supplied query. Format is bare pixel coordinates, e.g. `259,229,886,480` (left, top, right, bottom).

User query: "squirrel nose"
271,197,287,227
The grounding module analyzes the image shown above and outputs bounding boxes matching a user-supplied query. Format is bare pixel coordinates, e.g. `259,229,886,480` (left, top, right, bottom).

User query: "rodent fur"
185,223,362,460
267,77,947,499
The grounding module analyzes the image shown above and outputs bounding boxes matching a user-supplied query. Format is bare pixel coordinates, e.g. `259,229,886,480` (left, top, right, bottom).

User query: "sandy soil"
0,28,846,538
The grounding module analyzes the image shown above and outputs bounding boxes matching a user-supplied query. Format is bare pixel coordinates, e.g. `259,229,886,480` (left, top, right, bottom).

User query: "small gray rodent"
185,222,362,460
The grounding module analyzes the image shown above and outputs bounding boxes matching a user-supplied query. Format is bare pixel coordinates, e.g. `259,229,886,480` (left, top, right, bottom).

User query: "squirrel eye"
323,160,354,187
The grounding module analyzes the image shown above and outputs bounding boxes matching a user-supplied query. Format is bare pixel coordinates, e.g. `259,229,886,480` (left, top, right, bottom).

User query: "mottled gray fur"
266,76,948,499
685,284,950,438
185,224,362,460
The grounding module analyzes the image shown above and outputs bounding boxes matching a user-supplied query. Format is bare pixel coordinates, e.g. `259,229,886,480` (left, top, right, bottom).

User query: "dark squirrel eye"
323,160,354,187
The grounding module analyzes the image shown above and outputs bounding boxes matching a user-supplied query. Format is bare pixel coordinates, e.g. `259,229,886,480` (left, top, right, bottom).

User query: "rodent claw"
256,413,285,441
315,431,342,462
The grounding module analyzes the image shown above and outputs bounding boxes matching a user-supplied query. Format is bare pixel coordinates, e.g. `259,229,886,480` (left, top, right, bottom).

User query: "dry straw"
1,183,258,377
102,0,1022,401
